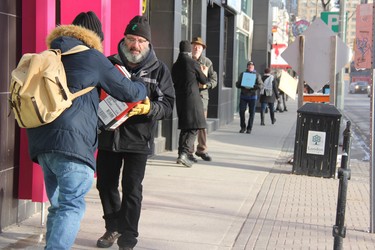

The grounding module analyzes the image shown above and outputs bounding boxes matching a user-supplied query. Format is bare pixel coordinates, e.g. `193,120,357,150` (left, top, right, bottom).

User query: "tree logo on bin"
312,135,321,145
307,131,326,155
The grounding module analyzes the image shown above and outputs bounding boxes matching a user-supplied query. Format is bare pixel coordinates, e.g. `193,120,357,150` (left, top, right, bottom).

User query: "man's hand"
199,83,208,89
128,97,151,117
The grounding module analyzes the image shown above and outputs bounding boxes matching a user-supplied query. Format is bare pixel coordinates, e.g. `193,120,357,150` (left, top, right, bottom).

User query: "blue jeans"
38,153,94,250
239,97,257,130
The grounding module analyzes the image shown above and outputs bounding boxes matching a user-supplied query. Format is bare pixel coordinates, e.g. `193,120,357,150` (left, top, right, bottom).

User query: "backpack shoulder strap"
71,86,96,100
62,45,90,56
62,45,94,100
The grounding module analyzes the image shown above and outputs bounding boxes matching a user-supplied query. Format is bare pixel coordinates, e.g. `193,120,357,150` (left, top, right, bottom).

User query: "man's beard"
123,45,150,64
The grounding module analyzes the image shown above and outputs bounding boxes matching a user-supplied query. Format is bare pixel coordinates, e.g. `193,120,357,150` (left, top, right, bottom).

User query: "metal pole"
298,35,305,109
330,36,337,105
335,0,346,110
371,1,375,234
41,202,46,226
333,121,352,249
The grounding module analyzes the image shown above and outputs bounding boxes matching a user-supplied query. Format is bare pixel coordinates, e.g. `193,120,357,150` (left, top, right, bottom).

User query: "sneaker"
272,118,276,124
239,128,246,133
177,153,193,167
195,152,212,161
188,154,198,163
97,231,121,248
246,129,251,134
119,248,133,250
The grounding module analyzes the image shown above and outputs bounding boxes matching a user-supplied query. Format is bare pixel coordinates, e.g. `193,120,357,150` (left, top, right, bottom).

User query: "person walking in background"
275,69,287,112
25,11,147,250
190,37,217,162
96,15,174,250
260,68,279,125
172,40,208,168
236,61,263,134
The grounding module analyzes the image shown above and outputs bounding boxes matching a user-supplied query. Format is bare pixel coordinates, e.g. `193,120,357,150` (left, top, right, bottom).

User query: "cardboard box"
98,65,141,131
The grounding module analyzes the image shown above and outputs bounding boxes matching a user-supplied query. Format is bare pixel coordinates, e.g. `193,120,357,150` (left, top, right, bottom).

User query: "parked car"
349,81,369,94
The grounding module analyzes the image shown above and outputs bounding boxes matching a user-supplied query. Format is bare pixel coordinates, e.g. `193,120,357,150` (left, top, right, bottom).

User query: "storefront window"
238,32,249,73
181,0,192,41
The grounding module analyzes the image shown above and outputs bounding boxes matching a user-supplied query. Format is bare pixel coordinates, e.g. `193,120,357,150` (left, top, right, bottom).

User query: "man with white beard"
95,15,175,250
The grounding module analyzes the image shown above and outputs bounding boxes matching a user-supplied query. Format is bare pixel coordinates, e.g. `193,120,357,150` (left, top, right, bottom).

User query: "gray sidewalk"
1,98,375,249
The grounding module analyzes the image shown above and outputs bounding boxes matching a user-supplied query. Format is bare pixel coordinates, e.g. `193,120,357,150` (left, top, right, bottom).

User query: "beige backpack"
9,45,95,128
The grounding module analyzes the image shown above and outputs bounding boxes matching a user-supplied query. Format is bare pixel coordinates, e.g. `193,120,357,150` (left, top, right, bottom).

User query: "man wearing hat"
236,61,263,134
190,37,217,162
96,15,175,250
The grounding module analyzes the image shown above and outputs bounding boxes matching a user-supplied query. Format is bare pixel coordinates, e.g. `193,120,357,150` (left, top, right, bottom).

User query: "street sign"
281,18,351,92
321,12,339,33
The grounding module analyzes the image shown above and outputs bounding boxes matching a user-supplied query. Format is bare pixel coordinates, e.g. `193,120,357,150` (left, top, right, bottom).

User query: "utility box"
293,103,342,178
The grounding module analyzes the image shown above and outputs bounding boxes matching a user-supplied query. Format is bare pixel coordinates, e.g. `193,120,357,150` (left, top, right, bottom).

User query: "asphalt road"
344,90,371,161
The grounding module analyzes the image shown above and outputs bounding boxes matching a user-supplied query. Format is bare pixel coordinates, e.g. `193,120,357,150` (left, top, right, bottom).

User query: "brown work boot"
97,231,121,248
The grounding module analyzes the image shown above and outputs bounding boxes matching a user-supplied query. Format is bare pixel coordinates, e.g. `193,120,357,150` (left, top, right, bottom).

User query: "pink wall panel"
60,0,102,24
19,0,141,202
110,1,142,55
19,0,56,202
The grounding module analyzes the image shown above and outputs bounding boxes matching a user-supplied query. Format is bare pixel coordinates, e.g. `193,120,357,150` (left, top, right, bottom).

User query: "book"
241,72,256,88
98,65,141,131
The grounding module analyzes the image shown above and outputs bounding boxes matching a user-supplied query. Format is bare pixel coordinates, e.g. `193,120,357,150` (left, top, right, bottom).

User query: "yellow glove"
128,97,151,117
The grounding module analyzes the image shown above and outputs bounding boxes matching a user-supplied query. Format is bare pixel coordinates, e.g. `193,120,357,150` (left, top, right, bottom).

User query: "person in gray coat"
172,40,208,167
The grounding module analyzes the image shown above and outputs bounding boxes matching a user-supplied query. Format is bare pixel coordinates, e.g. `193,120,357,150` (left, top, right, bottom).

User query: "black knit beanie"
72,11,104,41
124,15,151,42
179,40,191,53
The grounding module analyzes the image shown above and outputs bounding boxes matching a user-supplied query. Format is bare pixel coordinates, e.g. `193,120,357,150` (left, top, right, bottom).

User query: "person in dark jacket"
260,68,279,125
25,11,147,250
190,37,217,162
236,61,263,134
95,16,175,250
172,40,208,168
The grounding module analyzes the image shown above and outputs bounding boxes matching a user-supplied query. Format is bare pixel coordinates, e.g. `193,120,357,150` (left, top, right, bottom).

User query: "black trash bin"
292,102,342,178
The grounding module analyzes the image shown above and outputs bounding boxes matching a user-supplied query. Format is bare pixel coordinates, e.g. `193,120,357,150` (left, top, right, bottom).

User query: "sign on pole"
281,18,350,92
321,12,339,33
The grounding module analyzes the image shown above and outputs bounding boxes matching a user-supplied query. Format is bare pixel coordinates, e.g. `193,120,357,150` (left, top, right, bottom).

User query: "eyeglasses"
125,36,148,45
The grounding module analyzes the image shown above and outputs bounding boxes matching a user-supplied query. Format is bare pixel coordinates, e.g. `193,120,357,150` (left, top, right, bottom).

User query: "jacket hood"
46,24,103,52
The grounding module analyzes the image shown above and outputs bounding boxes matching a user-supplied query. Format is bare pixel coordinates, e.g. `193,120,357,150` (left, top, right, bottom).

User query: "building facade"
0,0,260,231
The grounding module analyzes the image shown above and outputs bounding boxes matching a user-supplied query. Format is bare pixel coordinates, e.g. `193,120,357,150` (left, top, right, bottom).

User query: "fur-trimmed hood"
46,25,103,52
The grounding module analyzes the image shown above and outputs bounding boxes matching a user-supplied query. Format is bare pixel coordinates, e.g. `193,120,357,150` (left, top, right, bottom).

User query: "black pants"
178,129,198,155
96,150,147,248
239,98,257,130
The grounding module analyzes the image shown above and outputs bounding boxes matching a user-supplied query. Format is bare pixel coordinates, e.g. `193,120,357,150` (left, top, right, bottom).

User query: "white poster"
278,70,298,100
306,130,326,155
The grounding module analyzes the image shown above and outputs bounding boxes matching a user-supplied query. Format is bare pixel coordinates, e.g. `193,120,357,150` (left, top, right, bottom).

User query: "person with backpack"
95,16,175,250
260,68,279,125
25,11,147,250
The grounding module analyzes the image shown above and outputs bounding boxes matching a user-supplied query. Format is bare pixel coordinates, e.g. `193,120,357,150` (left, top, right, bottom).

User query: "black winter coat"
98,40,175,154
26,25,147,170
172,53,207,129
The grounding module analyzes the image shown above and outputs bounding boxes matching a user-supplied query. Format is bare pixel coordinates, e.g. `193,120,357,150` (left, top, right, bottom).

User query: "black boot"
271,111,276,124
260,112,265,126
